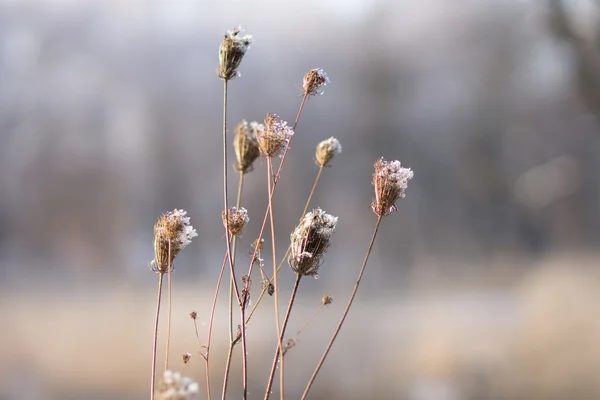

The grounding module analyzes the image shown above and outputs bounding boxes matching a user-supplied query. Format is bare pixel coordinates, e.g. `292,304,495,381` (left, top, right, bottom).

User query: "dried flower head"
149,209,198,274
189,310,197,320
182,353,191,365
315,137,342,167
371,159,413,217
303,68,329,96
218,26,252,81
155,370,199,400
322,294,333,305
257,113,294,157
222,207,249,236
289,208,338,278
233,120,261,174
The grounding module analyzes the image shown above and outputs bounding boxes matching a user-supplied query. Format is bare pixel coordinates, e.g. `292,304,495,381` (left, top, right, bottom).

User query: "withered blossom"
315,137,342,167
149,209,197,274
371,159,413,217
217,26,252,81
289,208,338,278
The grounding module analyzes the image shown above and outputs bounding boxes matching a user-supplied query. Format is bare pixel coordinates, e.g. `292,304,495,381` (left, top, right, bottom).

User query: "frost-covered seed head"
155,370,199,400
233,120,261,174
217,26,252,81
315,137,342,167
222,207,249,236
257,113,294,157
371,159,413,217
289,208,338,278
150,209,198,274
303,68,329,96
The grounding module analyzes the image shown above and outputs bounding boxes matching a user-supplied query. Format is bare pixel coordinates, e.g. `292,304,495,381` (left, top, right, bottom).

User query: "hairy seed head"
233,120,261,174
222,207,249,236
303,68,329,96
217,26,252,81
257,113,294,157
315,137,342,167
371,159,413,217
289,208,338,278
149,209,197,274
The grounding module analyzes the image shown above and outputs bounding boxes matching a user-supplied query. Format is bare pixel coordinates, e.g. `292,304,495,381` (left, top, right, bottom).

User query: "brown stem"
165,240,172,372
150,272,164,400
300,216,383,400
264,274,302,400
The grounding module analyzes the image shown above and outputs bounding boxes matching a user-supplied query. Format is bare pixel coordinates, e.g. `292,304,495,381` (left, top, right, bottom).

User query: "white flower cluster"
155,370,199,400
315,137,342,166
379,160,413,199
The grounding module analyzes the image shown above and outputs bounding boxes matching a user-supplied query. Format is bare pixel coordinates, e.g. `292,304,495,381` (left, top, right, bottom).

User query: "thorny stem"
150,272,164,400
300,216,383,400
165,240,172,372
264,274,302,400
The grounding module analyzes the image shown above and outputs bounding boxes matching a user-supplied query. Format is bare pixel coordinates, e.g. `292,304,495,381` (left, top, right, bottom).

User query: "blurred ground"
3,254,600,399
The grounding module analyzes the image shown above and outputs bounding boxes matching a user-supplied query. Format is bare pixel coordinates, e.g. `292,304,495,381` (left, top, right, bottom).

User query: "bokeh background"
3,0,600,399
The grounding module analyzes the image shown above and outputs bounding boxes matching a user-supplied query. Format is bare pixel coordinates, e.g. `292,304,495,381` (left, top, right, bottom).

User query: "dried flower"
189,310,197,320
315,137,342,167
322,295,333,305
303,68,329,96
222,207,249,236
149,209,198,274
289,208,338,278
155,370,199,400
217,26,252,81
233,120,261,174
257,113,294,157
371,159,413,217
182,353,191,365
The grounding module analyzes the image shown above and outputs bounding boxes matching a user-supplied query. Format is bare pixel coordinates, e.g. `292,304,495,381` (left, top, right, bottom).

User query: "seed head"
322,294,333,305
189,310,197,320
371,159,413,217
233,120,261,174
182,353,191,365
217,26,252,81
155,370,199,400
315,137,342,167
303,68,329,96
256,113,294,157
289,208,338,278
150,209,198,274
222,207,249,236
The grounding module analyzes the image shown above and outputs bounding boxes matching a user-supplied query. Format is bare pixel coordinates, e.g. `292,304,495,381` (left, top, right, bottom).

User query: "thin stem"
243,92,310,285
300,216,383,400
165,240,172,372
266,157,282,390
244,164,325,325
264,274,302,400
150,273,164,400
222,171,247,400
205,253,228,400
221,342,235,400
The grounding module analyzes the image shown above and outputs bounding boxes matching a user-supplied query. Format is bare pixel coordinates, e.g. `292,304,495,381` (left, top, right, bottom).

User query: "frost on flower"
150,209,198,273
233,120,261,174
257,113,294,157
315,137,342,167
218,26,253,81
155,370,199,400
371,159,413,217
289,208,338,278
303,68,329,96
222,206,250,236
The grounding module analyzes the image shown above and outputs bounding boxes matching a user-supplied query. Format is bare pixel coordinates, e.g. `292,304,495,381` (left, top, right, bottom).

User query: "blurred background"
3,0,600,398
